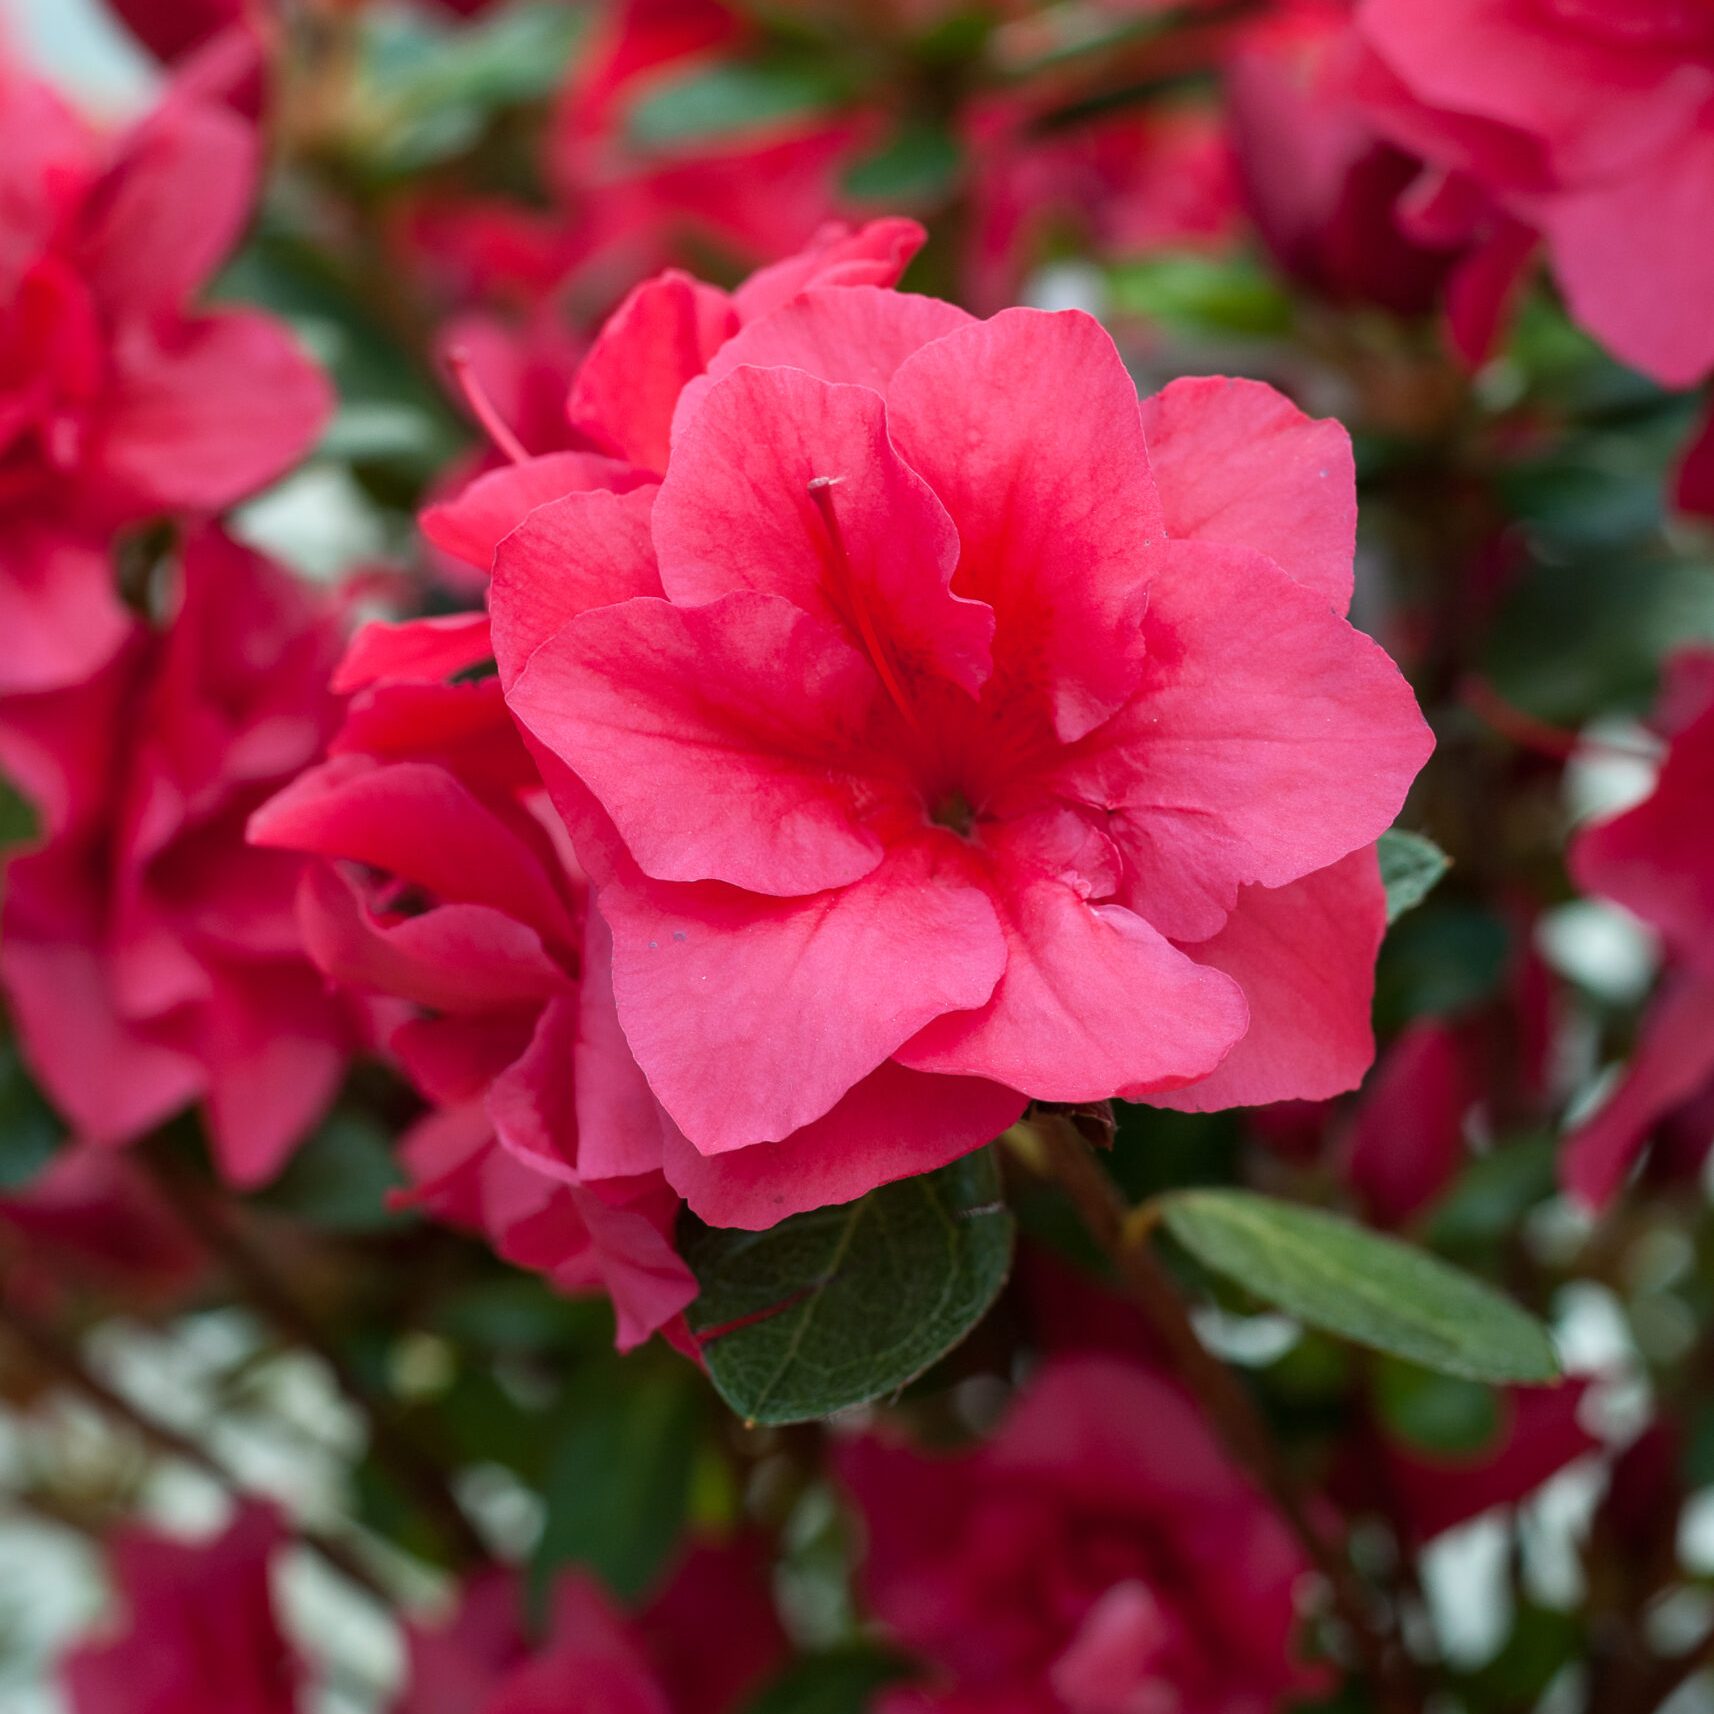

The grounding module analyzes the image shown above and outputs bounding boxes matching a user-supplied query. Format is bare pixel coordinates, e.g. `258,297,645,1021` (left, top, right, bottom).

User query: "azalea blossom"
841,1355,1318,1713
0,532,353,1186
1354,0,1714,387
493,285,1432,1225
394,1540,783,1714
0,51,329,694
1564,649,1714,1207
250,609,697,1349
61,1504,299,1714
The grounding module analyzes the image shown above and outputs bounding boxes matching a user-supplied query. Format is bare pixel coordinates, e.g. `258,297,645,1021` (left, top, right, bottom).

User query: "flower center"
930,789,976,838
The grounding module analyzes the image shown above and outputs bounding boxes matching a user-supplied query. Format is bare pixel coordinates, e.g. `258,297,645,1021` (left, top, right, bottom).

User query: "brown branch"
1039,1119,1421,1714
0,1296,389,1604
141,1144,490,1568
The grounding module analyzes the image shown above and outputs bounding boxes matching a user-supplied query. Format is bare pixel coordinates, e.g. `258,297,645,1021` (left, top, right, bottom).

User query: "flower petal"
567,269,738,472
1140,375,1355,613
490,485,663,689
659,1062,1026,1229
670,287,972,447
884,308,1165,742
1055,539,1433,943
95,310,331,511
897,828,1247,1101
510,591,888,896
419,451,648,575
598,838,1007,1153
1144,848,1385,1111
654,364,993,697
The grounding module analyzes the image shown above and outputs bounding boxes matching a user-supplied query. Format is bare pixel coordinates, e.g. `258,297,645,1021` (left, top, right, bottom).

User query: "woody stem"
1039,1119,1422,1714
141,1143,490,1568
0,1292,390,1604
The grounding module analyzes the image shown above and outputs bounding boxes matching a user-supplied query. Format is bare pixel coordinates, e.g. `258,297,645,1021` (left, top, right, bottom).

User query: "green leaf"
1373,1356,1501,1454
532,1355,704,1603
0,1039,61,1190
744,1648,914,1714
1159,1189,1560,1384
685,1152,1014,1425
254,1113,407,1233
0,774,37,855
1378,829,1450,924
627,59,850,150
1106,252,1293,337
843,121,963,204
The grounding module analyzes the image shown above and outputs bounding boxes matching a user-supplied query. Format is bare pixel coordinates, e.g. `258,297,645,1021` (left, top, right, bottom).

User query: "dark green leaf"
255,1113,407,1232
627,60,850,150
1373,1356,1501,1454
1374,900,1510,1031
744,1648,914,1714
1159,1189,1560,1384
1378,828,1450,924
686,1152,1014,1425
843,122,963,204
0,1039,61,1190
1107,252,1293,337
532,1355,704,1602
0,774,37,855
1428,1134,1558,1254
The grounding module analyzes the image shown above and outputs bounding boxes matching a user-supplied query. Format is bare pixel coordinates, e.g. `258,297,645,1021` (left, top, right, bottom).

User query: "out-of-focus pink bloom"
1566,649,1714,1207
394,1537,783,1714
1228,0,1498,321
546,0,874,280
0,532,353,1186
61,1504,301,1714
493,288,1429,1226
0,1145,203,1313
249,611,696,1349
1675,399,1714,520
0,54,329,693
841,1355,1318,1713
104,0,499,64
420,218,925,582
1343,1020,1476,1226
1354,0,1714,387
963,93,1240,312
1359,1381,1599,1545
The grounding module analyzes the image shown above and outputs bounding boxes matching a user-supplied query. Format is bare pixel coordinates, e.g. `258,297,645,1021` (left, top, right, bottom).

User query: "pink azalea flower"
546,0,876,280
0,1144,204,1314
394,1538,783,1714
61,1504,301,1714
419,216,927,580
493,290,1432,1226
1226,0,1492,321
1565,649,1714,1207
1344,1381,1599,1546
1354,0,1714,387
1342,1019,1477,1227
0,52,330,694
840,1355,1319,1713
0,532,354,1186
250,610,697,1350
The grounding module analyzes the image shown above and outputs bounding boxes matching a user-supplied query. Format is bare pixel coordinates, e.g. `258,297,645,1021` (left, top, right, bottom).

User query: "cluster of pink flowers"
10,1,1714,1707
0,45,347,1186
60,1501,784,1714
239,210,1432,1343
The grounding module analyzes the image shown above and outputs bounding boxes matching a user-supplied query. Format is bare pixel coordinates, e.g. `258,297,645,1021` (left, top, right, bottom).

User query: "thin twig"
0,1296,390,1603
1039,1118,1421,1714
141,1144,490,1567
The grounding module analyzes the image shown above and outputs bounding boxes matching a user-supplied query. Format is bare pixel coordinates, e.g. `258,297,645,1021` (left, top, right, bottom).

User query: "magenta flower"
494,289,1432,1226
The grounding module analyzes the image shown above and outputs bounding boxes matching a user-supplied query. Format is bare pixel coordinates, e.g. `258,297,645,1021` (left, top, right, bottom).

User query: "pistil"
807,475,920,732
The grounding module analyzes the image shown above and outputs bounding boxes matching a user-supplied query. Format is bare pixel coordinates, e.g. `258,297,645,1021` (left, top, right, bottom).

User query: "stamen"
445,345,531,466
807,476,919,732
